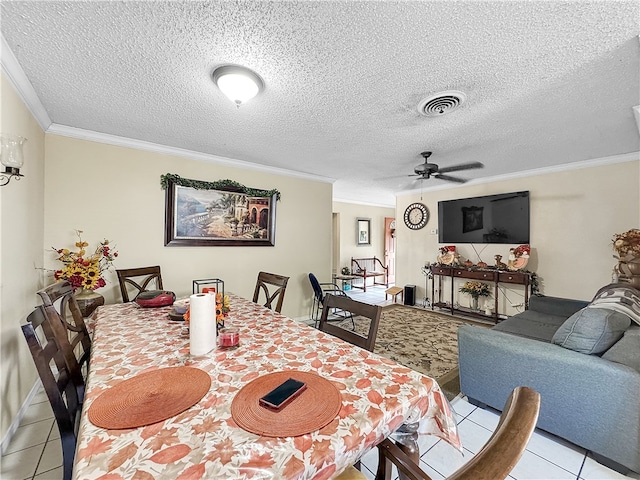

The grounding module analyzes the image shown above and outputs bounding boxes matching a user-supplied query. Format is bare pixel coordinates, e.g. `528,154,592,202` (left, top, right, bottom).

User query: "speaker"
404,285,416,306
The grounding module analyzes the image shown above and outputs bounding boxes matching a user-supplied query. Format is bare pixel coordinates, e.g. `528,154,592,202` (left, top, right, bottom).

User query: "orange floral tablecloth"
74,294,460,480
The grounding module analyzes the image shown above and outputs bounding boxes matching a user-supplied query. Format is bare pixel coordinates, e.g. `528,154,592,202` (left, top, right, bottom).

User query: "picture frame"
164,176,277,246
462,206,484,233
357,218,371,246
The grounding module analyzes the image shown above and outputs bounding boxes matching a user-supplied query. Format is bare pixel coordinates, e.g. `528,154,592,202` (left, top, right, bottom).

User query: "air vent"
418,90,466,117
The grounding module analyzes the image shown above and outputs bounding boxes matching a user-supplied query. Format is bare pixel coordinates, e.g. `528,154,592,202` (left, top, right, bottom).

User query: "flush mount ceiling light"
212,65,264,106
418,90,466,117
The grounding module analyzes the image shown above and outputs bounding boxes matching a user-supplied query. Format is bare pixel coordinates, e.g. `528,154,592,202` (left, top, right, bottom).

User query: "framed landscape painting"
164,177,277,246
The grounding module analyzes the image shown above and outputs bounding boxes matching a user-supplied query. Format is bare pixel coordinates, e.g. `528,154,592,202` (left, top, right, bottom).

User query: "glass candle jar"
218,327,240,349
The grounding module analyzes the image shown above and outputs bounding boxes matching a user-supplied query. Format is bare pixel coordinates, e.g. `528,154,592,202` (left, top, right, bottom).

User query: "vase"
75,288,105,318
471,297,479,311
619,257,640,289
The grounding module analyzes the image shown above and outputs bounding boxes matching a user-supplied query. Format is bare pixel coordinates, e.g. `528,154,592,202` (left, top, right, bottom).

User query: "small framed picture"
357,218,371,246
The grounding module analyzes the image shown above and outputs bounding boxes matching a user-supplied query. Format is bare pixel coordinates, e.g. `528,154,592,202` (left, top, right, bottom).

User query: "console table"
430,265,530,322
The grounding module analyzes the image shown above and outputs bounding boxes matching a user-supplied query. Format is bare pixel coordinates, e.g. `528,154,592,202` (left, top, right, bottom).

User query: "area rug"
333,305,491,400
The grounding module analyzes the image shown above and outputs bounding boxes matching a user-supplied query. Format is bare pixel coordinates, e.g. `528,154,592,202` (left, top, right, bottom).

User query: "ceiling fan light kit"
212,64,264,106
409,151,484,184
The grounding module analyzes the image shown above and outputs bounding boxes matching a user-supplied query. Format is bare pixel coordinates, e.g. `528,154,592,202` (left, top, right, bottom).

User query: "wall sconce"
0,134,27,186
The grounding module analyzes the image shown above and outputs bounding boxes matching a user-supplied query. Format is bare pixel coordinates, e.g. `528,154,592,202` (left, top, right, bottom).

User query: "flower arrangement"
612,229,640,260
183,292,230,329
216,292,230,323
459,281,491,299
52,230,118,291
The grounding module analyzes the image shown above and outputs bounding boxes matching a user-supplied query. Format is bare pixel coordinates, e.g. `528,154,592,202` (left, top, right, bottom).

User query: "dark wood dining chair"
318,294,382,352
22,305,85,480
37,281,92,375
252,271,289,313
116,265,163,302
336,386,540,480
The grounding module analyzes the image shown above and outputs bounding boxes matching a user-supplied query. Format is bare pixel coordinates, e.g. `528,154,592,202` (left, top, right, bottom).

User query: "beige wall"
332,202,395,276
395,160,640,314
43,135,333,320
0,74,46,440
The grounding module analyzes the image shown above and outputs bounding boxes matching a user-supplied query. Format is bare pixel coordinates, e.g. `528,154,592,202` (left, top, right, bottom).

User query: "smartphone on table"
259,378,307,411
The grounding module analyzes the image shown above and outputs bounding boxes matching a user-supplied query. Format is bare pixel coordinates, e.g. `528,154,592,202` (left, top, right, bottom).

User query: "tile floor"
2,284,637,480
358,395,640,480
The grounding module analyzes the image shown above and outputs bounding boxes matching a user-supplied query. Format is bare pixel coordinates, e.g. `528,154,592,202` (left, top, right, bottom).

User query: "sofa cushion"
493,311,566,342
552,307,631,354
528,295,589,318
601,325,640,373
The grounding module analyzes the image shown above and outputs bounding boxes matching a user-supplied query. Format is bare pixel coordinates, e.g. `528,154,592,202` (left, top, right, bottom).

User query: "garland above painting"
160,173,281,201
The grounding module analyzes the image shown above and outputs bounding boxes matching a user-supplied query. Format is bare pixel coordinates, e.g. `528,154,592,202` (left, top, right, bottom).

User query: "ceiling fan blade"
434,174,467,183
437,162,484,174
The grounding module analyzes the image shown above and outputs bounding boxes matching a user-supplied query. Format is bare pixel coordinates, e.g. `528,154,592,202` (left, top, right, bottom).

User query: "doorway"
384,217,396,284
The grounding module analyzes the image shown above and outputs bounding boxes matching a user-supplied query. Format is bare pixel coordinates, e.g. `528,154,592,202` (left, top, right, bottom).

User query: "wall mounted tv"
438,191,530,244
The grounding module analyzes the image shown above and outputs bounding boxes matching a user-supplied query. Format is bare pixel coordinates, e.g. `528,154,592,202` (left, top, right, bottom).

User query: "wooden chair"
37,281,92,374
22,306,84,480
252,271,289,313
318,294,382,352
336,386,540,480
116,265,163,302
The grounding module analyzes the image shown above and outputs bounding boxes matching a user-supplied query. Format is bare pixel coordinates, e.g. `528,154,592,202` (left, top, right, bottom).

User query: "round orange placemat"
231,371,342,437
88,366,211,429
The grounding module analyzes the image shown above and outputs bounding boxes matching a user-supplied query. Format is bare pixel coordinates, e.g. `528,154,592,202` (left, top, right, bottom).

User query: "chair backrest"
252,271,289,313
37,281,92,371
22,306,84,480
375,386,541,480
318,294,382,352
116,266,163,302
308,273,324,302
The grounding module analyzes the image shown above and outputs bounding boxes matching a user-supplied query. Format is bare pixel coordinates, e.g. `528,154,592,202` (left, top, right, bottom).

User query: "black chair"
116,266,163,302
22,306,84,480
252,271,289,313
308,273,353,328
318,294,382,352
37,281,92,375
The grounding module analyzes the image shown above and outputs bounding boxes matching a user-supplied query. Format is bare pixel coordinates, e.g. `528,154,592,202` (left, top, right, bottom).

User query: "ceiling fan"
409,151,484,183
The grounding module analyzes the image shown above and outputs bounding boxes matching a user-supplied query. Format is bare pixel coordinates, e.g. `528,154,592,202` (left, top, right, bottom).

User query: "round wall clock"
404,202,429,230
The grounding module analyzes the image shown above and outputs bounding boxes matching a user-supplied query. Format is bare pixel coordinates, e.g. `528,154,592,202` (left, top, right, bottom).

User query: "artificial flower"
459,281,491,299
53,230,118,290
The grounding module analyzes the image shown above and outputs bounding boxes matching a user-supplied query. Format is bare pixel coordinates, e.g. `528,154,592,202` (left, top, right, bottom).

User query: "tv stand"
430,265,530,322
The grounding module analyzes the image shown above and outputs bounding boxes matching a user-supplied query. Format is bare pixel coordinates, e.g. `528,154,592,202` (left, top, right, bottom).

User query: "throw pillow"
552,307,631,354
590,284,640,326
602,326,640,373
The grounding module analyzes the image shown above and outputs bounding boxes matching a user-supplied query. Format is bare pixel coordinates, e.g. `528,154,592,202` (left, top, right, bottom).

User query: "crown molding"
397,151,640,197
332,197,395,208
46,123,335,184
1,34,52,131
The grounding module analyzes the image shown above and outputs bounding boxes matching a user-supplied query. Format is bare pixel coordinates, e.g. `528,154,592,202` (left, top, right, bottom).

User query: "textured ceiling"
1,1,639,206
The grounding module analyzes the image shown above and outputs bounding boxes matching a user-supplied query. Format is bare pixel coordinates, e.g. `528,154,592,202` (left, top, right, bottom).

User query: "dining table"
74,293,461,479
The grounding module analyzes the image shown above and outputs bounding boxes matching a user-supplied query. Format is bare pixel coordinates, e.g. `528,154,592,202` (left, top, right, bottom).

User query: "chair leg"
60,434,76,480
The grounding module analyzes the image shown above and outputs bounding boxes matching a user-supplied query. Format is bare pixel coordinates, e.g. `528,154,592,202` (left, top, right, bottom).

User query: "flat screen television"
438,191,530,244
